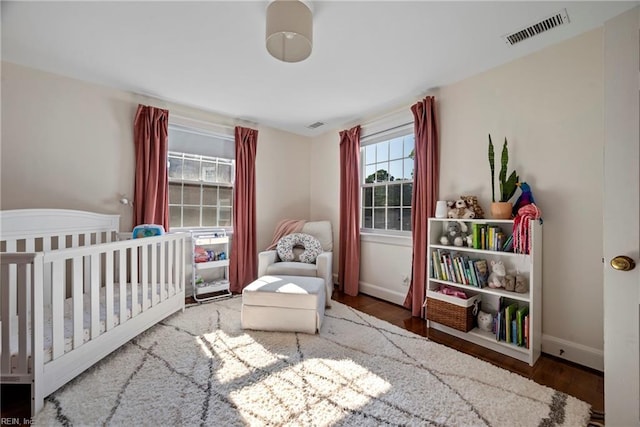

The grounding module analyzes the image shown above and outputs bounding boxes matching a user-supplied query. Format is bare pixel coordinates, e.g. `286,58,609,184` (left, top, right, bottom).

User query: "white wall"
254,125,311,251
310,28,606,370
1,62,311,249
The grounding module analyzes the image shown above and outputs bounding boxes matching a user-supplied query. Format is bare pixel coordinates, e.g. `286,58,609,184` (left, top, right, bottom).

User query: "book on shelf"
453,257,464,284
502,234,514,252
524,315,530,349
467,259,478,286
482,294,502,315
474,259,489,287
516,306,529,347
464,258,476,287
504,302,519,343
431,250,442,280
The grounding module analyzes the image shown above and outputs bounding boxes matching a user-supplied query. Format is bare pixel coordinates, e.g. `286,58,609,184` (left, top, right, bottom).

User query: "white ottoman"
241,275,326,334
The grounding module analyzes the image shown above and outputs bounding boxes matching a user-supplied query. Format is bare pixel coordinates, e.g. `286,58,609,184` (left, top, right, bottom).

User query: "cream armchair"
258,220,333,306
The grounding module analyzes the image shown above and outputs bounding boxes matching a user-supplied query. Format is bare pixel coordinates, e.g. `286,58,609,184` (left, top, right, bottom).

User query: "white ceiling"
2,1,637,137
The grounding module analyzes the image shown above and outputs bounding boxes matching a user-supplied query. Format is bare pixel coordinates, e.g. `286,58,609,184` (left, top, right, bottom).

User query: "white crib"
0,209,186,415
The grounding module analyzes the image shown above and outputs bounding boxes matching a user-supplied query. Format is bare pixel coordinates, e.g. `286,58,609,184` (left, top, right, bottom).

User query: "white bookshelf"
426,217,542,366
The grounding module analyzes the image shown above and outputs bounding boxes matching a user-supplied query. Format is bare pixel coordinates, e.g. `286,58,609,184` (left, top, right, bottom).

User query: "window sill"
360,231,412,247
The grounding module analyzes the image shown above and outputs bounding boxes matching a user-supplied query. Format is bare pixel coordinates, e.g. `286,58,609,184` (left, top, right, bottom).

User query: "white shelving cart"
191,229,231,303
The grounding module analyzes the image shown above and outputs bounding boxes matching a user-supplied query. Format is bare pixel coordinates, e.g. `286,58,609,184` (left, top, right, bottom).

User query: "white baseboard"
332,274,406,306
358,281,406,306
541,334,603,372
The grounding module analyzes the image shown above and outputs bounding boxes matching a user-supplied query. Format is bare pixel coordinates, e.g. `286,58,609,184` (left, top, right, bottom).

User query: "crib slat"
141,244,149,312
105,251,114,331
25,239,34,353
130,247,138,317
1,263,11,373
83,233,91,294
43,238,52,308
167,241,174,296
71,234,79,248
72,256,83,349
119,249,127,325
51,260,65,360
160,241,166,301
90,254,100,339
173,239,180,295
6,240,17,319
25,239,35,252
17,263,28,373
31,254,45,418
57,234,66,250
151,242,158,306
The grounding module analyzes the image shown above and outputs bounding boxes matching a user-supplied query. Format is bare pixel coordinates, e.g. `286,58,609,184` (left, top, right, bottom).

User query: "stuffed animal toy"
440,221,468,247
487,260,507,288
460,195,485,219
465,234,473,247
504,275,515,291
515,275,528,293
502,272,528,293
477,310,494,332
447,199,476,219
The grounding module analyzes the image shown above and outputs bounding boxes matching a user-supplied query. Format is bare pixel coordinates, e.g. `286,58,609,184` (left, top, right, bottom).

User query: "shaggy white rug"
35,297,590,426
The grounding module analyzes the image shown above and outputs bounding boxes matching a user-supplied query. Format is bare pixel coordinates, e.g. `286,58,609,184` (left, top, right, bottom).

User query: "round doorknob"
610,255,636,271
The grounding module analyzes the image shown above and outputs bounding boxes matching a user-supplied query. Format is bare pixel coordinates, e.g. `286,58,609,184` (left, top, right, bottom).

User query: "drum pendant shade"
266,0,313,63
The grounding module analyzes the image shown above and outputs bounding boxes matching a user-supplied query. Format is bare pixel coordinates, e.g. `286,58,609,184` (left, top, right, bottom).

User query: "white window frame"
360,121,414,236
167,122,235,232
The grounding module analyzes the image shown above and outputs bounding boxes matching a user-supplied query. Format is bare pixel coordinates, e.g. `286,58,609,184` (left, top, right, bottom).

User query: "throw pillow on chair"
276,233,323,263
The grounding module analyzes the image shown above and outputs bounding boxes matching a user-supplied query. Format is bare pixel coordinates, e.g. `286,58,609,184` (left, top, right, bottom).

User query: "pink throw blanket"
265,219,306,250
513,204,542,254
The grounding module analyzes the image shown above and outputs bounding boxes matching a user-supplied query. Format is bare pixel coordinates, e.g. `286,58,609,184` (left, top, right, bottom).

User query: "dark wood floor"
332,290,605,420
2,290,605,425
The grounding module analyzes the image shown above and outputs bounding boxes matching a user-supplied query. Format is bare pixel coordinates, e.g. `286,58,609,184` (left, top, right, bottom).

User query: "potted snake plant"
488,134,519,219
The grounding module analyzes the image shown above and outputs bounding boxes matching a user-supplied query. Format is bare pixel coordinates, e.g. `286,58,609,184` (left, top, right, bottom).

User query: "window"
167,125,234,229
361,133,414,232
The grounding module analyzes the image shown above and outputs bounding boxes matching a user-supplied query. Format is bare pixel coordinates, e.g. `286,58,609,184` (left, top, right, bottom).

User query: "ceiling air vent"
306,121,324,129
502,8,570,46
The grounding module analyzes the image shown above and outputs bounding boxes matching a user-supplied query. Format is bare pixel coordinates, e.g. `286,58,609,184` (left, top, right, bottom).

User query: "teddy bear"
439,221,468,247
460,195,485,219
447,199,476,219
487,260,507,288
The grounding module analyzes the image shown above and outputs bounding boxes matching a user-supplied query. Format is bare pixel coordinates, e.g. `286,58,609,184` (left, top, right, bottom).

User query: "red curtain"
404,96,439,317
338,125,361,296
229,126,258,293
133,104,169,231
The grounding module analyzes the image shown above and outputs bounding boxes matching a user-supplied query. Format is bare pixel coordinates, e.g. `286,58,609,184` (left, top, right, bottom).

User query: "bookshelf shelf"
425,217,542,366
429,244,527,258
429,278,530,302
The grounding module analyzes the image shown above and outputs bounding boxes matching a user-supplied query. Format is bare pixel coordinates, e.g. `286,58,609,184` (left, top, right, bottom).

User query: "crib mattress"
7,283,173,369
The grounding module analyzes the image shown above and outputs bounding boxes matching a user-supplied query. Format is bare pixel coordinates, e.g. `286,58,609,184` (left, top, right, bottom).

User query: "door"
603,6,640,426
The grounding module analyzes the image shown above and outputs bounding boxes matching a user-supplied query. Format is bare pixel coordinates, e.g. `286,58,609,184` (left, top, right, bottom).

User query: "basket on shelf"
425,290,480,332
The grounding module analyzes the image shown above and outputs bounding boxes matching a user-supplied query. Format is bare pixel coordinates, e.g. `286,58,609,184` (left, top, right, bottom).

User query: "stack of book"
490,298,530,348
431,249,489,287
470,224,513,252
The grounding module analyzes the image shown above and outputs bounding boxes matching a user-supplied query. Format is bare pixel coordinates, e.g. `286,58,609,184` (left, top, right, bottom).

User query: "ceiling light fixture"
266,0,313,63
